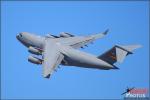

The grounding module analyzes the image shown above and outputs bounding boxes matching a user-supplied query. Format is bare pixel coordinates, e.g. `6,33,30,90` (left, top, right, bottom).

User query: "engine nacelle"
60,32,74,38
45,34,60,38
45,34,55,38
28,55,42,64
28,46,41,55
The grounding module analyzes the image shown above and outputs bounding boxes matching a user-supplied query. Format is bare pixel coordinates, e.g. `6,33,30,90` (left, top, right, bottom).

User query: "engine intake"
28,46,41,55
28,55,42,64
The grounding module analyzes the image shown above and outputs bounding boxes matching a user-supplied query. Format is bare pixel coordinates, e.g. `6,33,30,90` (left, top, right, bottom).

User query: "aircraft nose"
16,33,23,40
16,34,20,39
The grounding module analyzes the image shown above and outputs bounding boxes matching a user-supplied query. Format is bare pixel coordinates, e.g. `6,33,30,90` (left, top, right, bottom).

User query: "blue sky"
1,1,149,99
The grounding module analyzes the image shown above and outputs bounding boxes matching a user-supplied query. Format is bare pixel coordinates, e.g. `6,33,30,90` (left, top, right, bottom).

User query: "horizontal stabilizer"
115,45,141,63
98,45,141,64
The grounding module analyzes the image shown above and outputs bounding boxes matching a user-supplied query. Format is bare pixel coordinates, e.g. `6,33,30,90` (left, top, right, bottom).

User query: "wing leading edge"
69,29,109,49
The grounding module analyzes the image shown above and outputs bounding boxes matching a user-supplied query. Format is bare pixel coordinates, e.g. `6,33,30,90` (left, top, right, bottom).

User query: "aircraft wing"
67,29,109,49
42,39,64,78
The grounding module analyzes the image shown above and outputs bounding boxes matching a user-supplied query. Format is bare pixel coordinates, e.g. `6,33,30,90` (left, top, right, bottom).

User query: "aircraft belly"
63,48,113,69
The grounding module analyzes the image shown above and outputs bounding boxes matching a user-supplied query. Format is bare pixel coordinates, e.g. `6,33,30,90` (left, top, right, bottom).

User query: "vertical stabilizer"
98,45,141,64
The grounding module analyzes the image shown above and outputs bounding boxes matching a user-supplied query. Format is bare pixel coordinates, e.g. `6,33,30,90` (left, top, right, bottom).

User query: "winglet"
103,29,109,35
91,29,109,39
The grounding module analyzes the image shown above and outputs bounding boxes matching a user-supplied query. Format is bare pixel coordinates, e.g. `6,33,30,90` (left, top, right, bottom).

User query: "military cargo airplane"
16,30,141,78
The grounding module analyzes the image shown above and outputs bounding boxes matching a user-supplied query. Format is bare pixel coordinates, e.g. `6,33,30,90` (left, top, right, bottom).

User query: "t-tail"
98,45,142,68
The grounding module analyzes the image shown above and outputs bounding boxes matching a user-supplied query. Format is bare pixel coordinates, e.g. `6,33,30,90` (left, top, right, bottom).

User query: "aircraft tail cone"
112,65,119,70
44,74,51,78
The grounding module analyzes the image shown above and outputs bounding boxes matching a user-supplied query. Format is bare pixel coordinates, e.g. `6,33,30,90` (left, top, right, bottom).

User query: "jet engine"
46,34,59,38
28,46,41,55
45,34,55,38
28,55,42,64
60,32,74,38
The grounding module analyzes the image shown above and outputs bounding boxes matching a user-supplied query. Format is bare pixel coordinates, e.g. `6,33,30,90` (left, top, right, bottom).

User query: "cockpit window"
20,34,22,37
